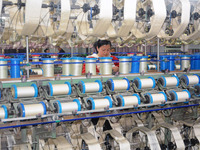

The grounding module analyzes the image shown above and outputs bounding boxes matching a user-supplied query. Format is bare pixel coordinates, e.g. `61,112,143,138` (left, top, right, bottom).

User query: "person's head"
44,48,50,53
110,47,116,53
96,39,112,57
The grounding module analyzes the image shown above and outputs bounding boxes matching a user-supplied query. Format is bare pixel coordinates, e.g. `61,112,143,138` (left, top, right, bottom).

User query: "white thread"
32,55,40,62
99,58,112,75
134,78,154,89
19,103,45,117
150,93,165,104
183,75,199,85
0,59,7,79
92,99,110,110
122,95,139,106
139,57,147,73
81,82,100,93
119,57,130,74
49,84,70,96
42,59,54,77
176,91,190,101
0,107,6,119
108,79,129,91
51,55,58,61
62,59,70,76
59,102,78,113
85,58,97,75
181,56,190,70
12,86,36,98
70,58,84,76
159,76,178,87
175,64,180,70
147,64,156,70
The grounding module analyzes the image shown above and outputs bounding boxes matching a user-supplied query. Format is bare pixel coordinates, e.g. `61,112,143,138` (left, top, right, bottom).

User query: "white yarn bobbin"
0,59,8,79
31,68,43,75
106,78,130,91
180,74,200,86
61,58,71,76
147,64,157,70
0,105,8,119
78,80,103,93
169,90,191,102
139,56,148,73
32,55,40,62
42,58,55,77
18,102,46,117
11,83,38,99
48,82,71,96
133,77,156,89
118,56,131,74
181,56,190,70
70,57,84,76
51,54,58,61
99,57,112,75
144,92,167,104
116,94,141,107
54,99,81,113
86,96,112,110
158,75,179,87
85,58,97,75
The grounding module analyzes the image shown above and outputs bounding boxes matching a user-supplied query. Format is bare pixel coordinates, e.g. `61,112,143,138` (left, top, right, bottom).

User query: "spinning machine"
0,0,200,150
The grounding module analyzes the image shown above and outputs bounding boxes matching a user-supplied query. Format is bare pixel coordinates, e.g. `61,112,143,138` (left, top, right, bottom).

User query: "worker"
57,46,65,58
82,39,119,74
43,48,50,58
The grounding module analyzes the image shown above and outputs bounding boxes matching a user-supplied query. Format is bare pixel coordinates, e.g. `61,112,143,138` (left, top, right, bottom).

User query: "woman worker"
82,39,119,74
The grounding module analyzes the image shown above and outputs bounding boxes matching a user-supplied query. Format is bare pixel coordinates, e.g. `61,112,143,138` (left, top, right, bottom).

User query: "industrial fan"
131,0,166,40
106,0,136,38
181,1,200,42
158,0,190,39
70,0,112,41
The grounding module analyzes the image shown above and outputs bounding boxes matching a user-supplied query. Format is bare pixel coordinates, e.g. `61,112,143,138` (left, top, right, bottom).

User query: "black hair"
44,48,49,53
96,39,111,49
93,41,98,52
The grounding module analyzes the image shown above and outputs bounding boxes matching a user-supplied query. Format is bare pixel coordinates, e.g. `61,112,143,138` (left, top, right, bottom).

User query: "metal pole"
144,41,147,56
26,35,29,78
157,38,160,72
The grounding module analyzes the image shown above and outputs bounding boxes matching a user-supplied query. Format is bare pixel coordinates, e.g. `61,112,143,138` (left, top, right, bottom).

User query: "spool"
86,96,112,110
99,57,112,75
133,77,156,89
85,58,97,75
42,58,55,77
0,105,8,119
10,58,21,78
48,82,71,96
32,55,40,62
195,55,200,70
54,99,81,113
78,80,102,93
0,55,5,59
118,56,131,74
11,83,38,99
130,56,141,73
61,58,71,76
180,74,200,86
31,68,43,75
144,92,167,104
115,94,140,107
169,90,191,102
147,64,157,70
106,78,130,91
0,59,8,79
180,55,190,70
18,102,46,117
190,55,195,70
70,57,84,76
158,75,179,87
139,56,148,73
51,54,58,61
